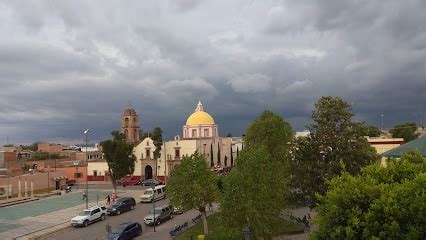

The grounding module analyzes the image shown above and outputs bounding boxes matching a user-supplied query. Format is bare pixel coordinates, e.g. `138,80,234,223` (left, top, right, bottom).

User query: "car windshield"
144,190,153,195
110,225,127,234
149,209,162,215
79,210,91,216
111,202,121,207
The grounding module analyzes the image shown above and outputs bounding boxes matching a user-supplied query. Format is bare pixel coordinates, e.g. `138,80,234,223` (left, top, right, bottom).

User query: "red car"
119,176,141,186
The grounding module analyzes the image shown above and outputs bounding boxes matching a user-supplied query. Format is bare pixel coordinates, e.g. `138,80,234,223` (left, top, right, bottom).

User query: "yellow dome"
186,111,215,125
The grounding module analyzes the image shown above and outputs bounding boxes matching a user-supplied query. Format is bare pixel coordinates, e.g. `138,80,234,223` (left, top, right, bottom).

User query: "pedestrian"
208,202,213,213
82,191,87,200
105,194,111,205
111,192,117,203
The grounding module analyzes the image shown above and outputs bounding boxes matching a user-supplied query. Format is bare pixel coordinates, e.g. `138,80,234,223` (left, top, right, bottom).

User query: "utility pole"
380,113,384,130
84,129,90,209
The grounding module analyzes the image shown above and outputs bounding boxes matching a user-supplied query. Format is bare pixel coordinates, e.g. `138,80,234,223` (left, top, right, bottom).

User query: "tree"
220,147,290,239
364,124,381,137
244,110,293,157
166,152,219,235
151,127,163,159
230,144,234,166
100,131,136,193
226,133,233,137
311,154,425,239
291,96,379,207
390,122,419,142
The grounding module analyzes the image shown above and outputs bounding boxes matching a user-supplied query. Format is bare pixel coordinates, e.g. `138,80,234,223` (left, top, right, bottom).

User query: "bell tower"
120,105,140,144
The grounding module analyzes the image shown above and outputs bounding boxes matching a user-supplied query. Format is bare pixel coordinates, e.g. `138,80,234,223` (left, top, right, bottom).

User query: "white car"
140,185,166,203
71,206,107,227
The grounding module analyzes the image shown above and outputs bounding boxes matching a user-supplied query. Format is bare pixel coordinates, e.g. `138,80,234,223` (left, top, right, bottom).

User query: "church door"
144,165,153,180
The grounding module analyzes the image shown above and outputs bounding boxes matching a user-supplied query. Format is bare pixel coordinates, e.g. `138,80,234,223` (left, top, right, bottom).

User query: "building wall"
61,165,88,183
0,171,67,199
133,137,157,179
183,124,218,138
368,137,405,154
0,152,22,176
37,143,63,153
87,162,109,177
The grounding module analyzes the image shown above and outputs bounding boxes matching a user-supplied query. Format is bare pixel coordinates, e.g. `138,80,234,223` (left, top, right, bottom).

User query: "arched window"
125,117,129,127
133,117,137,125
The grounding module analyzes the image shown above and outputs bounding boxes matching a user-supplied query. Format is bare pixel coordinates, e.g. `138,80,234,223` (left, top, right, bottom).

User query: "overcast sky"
1,0,425,145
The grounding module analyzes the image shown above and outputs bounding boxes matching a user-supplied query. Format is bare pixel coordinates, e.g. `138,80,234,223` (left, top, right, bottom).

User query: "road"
40,198,201,240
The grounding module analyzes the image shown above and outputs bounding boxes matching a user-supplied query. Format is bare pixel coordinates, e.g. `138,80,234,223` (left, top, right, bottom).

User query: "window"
146,149,150,159
175,149,180,158
125,118,129,127
93,170,97,177
204,128,209,137
146,141,149,146
192,129,197,137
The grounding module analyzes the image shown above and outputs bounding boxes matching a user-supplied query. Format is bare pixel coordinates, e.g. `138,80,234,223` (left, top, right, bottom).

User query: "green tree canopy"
244,110,293,157
220,147,290,239
312,154,426,240
166,152,219,234
390,122,419,142
100,131,136,193
363,124,382,137
291,96,379,207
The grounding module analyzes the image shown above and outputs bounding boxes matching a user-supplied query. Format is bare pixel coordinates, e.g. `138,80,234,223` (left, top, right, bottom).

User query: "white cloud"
229,74,272,93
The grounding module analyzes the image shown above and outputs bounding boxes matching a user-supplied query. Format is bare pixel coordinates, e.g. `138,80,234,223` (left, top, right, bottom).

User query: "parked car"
105,222,142,240
141,179,162,186
140,185,166,203
107,197,136,215
143,205,174,226
71,206,107,227
119,176,141,186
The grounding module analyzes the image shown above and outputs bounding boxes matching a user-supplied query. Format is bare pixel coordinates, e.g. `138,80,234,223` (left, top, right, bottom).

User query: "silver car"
143,205,173,225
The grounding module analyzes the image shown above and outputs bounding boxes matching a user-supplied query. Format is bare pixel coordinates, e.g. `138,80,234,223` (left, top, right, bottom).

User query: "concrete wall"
0,171,67,199
133,137,157,178
37,143,63,153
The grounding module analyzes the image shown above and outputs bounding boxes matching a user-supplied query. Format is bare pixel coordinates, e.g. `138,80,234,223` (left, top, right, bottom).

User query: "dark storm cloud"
0,0,425,145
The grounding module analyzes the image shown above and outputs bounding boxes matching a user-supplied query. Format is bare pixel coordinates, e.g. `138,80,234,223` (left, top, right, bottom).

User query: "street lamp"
243,226,252,240
151,183,156,232
84,128,90,209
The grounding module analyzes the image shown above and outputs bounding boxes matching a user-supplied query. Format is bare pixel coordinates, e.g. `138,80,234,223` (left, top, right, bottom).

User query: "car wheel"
170,214,173,219
156,219,161,225
101,214,105,220
116,210,121,215
83,220,89,227
131,205,135,210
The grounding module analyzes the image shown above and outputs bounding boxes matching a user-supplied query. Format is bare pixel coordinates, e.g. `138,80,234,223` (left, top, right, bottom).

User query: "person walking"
105,194,111,205
82,191,87,201
111,192,117,203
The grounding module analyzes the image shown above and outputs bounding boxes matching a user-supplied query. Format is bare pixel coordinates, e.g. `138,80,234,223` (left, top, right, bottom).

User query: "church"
88,101,242,182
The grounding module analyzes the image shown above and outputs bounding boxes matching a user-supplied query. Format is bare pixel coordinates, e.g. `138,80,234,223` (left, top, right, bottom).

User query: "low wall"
0,171,67,199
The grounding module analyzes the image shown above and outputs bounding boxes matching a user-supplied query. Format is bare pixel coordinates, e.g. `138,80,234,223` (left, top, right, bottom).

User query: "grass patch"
176,214,304,240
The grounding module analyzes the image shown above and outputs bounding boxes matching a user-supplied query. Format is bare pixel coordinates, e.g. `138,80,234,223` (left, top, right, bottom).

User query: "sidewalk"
0,190,139,240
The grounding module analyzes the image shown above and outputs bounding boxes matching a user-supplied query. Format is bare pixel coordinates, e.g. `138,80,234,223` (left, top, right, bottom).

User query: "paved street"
41,199,204,240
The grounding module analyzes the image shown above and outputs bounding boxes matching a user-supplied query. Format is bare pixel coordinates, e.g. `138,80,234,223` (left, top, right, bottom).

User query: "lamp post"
84,129,90,209
74,162,79,191
151,183,156,232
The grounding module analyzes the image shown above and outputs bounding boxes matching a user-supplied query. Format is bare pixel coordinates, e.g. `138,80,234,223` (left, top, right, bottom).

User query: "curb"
15,222,71,240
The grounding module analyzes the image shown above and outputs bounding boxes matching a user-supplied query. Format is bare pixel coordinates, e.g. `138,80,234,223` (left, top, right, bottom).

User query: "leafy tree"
291,96,379,207
100,131,136,193
21,142,38,151
312,154,425,240
364,124,381,137
226,133,233,137
390,122,419,142
244,110,293,157
3,144,14,147
230,144,234,166
166,152,219,234
151,127,163,159
220,147,290,239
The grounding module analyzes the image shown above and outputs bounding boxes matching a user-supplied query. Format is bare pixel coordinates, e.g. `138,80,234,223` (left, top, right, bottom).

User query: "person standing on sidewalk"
111,192,117,203
105,194,111,205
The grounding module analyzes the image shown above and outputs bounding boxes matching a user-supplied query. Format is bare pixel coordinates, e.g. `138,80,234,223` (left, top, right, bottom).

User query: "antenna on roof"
380,113,384,130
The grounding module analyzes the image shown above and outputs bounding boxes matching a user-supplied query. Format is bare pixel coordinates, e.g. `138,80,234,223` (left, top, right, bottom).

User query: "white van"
140,185,166,203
